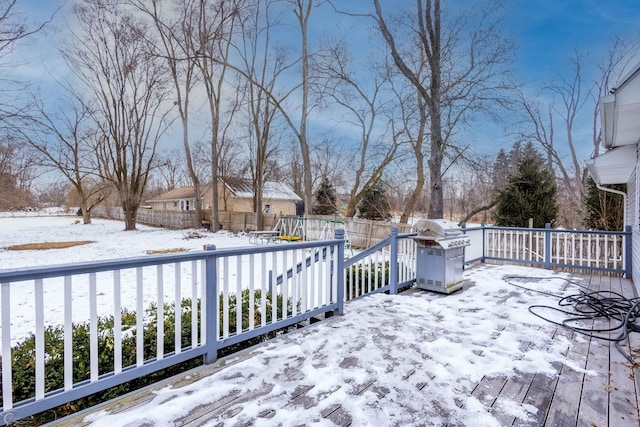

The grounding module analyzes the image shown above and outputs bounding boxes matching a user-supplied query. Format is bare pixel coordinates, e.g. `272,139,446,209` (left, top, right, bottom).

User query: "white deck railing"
0,236,345,424
463,224,631,275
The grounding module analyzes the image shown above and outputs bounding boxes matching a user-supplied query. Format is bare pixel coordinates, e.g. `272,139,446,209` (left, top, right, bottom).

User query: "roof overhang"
586,144,637,185
601,62,640,149
601,96,640,149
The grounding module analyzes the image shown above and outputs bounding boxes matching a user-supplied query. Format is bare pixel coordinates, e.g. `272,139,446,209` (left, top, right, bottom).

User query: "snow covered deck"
57,265,640,427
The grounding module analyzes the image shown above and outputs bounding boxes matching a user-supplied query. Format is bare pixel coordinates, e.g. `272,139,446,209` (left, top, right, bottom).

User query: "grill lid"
414,219,462,239
412,219,471,249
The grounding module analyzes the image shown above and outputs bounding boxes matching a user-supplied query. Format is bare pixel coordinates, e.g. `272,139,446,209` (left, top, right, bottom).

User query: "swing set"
271,215,350,248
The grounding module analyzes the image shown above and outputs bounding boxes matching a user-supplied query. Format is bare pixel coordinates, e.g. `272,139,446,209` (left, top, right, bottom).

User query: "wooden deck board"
544,325,585,427
54,271,640,427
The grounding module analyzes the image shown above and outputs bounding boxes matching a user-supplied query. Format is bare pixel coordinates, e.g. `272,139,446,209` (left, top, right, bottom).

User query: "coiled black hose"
503,275,640,364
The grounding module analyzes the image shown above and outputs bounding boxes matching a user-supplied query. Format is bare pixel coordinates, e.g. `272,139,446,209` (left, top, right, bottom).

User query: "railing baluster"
596,234,601,268
291,249,298,317
282,251,288,320
35,279,45,399
300,248,308,312
114,270,122,374
236,255,242,334
174,262,181,353
249,254,255,331
2,281,13,410
374,250,379,291
200,258,207,346
136,267,144,367
325,246,342,304
64,276,73,390
89,273,98,382
191,261,198,348
271,251,278,321
223,257,229,338
157,265,164,360
261,252,267,327
309,250,316,309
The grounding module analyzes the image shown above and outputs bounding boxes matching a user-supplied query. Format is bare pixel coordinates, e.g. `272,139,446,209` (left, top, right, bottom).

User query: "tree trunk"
122,201,138,231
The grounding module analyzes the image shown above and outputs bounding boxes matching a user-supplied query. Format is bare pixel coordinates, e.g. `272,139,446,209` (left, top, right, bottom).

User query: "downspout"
592,181,630,279
593,182,627,231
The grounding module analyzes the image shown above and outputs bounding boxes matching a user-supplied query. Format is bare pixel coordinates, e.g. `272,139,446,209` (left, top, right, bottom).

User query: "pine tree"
313,176,337,215
492,148,511,191
583,177,625,231
357,180,392,220
495,148,558,228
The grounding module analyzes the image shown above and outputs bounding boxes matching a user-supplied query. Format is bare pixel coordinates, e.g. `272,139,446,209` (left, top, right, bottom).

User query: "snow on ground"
1,215,592,425
0,215,249,269
83,264,591,426
0,215,254,343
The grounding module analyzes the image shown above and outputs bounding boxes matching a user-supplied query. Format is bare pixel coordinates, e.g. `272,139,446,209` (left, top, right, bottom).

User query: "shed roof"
223,177,302,201
147,187,199,202
148,178,302,203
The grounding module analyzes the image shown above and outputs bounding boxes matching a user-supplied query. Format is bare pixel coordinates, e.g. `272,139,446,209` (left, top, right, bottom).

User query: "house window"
173,201,178,208
180,200,184,210
264,204,271,214
185,200,190,211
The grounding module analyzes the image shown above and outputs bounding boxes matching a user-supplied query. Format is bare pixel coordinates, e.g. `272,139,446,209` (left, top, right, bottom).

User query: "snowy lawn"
0,215,255,343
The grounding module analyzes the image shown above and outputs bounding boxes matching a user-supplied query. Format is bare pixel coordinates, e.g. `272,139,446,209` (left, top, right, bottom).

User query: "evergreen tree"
313,176,337,215
495,148,558,228
583,177,625,231
492,148,510,191
357,180,392,220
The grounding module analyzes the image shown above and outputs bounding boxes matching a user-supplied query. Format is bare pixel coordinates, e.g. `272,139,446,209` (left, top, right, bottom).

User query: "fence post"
461,222,467,266
625,225,633,279
544,223,551,270
481,222,486,263
334,229,345,315
389,226,399,294
204,245,218,364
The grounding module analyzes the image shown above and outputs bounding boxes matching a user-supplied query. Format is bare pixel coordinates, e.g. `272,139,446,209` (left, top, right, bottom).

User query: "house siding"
631,144,640,294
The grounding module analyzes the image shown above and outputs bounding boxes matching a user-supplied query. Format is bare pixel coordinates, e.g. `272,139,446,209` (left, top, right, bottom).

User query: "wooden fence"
93,207,412,249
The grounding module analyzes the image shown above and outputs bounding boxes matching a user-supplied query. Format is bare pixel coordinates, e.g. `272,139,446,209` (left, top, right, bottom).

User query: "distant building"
146,178,302,217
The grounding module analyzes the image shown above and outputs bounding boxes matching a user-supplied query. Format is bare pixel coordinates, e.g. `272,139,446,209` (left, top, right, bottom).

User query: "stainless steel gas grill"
411,219,471,294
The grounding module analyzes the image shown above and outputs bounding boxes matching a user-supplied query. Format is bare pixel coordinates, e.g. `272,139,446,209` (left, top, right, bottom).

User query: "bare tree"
518,40,640,227
290,0,314,216
188,0,244,231
366,0,513,219
234,0,292,229
0,135,38,209
153,148,189,190
134,0,205,226
313,37,401,218
15,97,110,223
66,0,173,230
0,0,54,138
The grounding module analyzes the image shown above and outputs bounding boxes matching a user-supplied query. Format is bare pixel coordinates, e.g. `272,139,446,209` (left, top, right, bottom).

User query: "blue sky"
507,0,640,81
9,0,640,161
